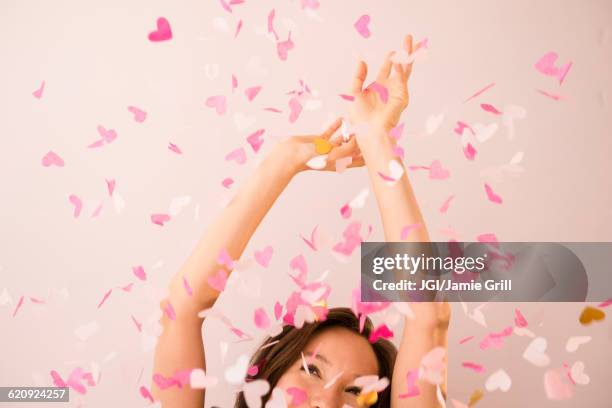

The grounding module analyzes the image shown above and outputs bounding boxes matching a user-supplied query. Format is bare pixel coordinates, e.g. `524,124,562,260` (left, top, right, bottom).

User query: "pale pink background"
1,0,611,407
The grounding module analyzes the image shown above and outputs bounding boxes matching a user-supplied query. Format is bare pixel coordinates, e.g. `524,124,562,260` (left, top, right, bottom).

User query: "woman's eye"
302,363,322,378
344,386,362,396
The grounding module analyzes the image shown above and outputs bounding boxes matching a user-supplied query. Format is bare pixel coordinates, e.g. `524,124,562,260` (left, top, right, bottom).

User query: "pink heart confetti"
537,89,563,101
287,387,308,405
254,245,273,267
205,95,227,115
274,301,283,320
481,103,502,115
127,106,147,122
454,121,475,136
477,233,498,243
514,309,528,327
164,301,176,320
400,223,421,240
208,269,228,292
247,129,265,153
219,0,232,13
69,194,82,218
225,147,247,164
354,15,371,38
151,213,171,226
232,74,238,92
332,222,363,256
300,0,320,9
91,203,103,217
32,80,45,99
245,86,262,102
484,183,503,204
544,368,575,400
277,32,294,61
300,225,319,251
428,160,450,180
222,177,234,188
340,203,352,219
369,324,393,343
254,308,271,329
535,52,572,84
132,266,147,281
148,17,172,42
480,326,513,350
264,107,282,113
168,142,182,154
41,151,64,167
459,336,474,345
288,97,302,123
132,315,143,332
367,81,389,103
339,94,355,101
218,248,235,269
97,125,117,143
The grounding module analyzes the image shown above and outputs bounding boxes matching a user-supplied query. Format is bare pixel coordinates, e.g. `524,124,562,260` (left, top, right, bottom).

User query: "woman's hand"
279,117,365,173
348,34,416,133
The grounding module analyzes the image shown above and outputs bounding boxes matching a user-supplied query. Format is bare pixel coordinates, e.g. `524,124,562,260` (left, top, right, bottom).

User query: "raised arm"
347,35,451,408
151,120,362,407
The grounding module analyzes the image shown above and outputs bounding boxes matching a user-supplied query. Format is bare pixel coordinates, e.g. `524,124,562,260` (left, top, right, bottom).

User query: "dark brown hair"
234,307,397,407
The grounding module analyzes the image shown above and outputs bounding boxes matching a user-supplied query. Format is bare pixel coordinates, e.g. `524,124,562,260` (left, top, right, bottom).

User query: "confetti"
288,97,302,123
439,195,454,214
127,106,147,122
287,387,307,405
354,15,371,38
428,160,450,180
467,389,484,405
225,147,247,164
32,80,45,99
148,17,173,42
369,324,393,343
484,183,503,204
222,177,234,188
139,385,154,402
377,159,404,186
537,89,563,101
463,143,477,160
96,289,112,308
268,9,279,41
234,19,242,38
277,32,295,61
206,95,227,115
523,337,550,367
339,94,355,101
578,306,605,325
480,103,502,115
106,179,115,196
247,129,265,153
454,121,475,136
245,86,262,102
207,269,228,292
131,315,142,332
425,113,444,135
398,369,420,398
544,368,574,400
69,194,83,218
462,361,485,373
464,82,496,103
514,308,528,327
12,295,24,317
132,266,147,281
458,335,474,345
254,245,273,267
484,369,511,392
535,52,572,84
41,151,64,167
366,82,389,103
151,213,171,226
168,142,182,154
243,379,270,407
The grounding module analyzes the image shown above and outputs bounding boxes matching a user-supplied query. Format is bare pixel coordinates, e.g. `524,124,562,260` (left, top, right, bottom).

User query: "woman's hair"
234,307,397,407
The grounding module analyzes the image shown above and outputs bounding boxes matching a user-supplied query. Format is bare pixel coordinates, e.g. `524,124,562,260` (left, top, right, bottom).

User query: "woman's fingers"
350,60,368,95
403,34,414,80
321,117,343,140
327,136,358,161
376,51,396,81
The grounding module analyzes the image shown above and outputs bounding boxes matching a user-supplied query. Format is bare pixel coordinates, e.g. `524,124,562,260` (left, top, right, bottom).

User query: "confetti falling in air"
578,306,605,325
534,52,572,84
354,14,372,38
484,183,503,204
148,17,172,42
32,80,45,99
464,82,496,103
127,106,147,122
254,245,273,267
244,86,262,102
41,151,64,167
205,95,227,115
225,147,247,164
246,129,265,153
366,82,389,103
151,213,171,226
168,142,182,154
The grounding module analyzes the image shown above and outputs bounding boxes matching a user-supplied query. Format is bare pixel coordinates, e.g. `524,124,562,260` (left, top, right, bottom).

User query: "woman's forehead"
303,327,379,375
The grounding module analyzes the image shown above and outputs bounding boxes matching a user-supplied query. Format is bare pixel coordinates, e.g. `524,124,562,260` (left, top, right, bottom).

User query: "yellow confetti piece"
357,390,378,407
468,389,484,406
579,306,605,325
314,137,333,154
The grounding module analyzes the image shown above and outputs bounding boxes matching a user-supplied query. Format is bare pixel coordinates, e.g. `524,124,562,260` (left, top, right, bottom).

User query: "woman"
152,34,450,408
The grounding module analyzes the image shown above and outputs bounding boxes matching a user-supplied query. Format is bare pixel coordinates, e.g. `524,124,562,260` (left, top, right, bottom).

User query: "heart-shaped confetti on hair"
578,306,605,325
368,324,393,343
206,95,227,115
354,14,371,38
148,17,172,42
42,151,64,167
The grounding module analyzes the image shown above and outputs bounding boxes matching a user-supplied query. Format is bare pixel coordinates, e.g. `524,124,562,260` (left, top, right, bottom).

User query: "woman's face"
274,326,380,407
